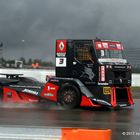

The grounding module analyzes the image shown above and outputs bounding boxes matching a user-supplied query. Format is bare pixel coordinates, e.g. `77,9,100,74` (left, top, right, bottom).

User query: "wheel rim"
63,89,76,104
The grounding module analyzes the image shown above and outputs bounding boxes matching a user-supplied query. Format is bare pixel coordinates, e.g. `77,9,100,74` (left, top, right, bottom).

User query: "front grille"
114,71,126,79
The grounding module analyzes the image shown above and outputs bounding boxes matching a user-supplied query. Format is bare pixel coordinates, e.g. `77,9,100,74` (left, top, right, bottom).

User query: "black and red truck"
0,39,134,109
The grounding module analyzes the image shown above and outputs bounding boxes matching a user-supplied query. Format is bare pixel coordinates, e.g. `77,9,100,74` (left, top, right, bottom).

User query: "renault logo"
59,42,65,51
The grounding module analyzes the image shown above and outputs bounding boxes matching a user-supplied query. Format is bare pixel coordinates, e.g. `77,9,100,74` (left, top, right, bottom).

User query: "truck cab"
95,40,131,86
54,39,134,108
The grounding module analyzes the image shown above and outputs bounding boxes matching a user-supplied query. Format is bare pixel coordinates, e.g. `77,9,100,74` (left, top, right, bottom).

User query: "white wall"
132,73,140,86
0,68,139,86
0,69,55,83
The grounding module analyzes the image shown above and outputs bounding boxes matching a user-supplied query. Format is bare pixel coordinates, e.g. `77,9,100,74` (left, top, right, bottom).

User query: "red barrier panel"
61,128,112,140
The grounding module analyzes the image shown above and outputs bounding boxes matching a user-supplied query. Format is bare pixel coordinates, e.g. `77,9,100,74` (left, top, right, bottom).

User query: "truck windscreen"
96,49,126,59
95,41,126,59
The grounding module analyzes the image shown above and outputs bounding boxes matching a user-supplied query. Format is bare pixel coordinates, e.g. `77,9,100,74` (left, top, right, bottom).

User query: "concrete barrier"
0,68,139,86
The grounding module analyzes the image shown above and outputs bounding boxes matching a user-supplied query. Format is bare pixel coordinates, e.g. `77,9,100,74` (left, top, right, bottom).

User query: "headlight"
127,65,131,69
106,65,112,69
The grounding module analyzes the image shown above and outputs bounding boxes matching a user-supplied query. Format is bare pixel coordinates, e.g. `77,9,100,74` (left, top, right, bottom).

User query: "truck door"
72,41,97,84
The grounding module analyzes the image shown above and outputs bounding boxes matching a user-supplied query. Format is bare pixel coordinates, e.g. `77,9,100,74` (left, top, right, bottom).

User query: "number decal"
56,58,66,67
59,58,64,64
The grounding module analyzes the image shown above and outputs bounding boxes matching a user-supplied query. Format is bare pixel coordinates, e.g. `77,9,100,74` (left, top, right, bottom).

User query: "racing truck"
0,39,134,109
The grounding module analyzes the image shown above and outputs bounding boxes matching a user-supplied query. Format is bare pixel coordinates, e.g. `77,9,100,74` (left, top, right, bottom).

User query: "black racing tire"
58,84,81,109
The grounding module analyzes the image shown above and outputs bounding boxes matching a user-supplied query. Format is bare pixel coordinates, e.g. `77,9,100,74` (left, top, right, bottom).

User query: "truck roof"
56,39,121,43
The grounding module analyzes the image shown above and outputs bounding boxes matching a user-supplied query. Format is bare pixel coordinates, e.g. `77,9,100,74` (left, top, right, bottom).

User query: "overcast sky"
0,0,140,61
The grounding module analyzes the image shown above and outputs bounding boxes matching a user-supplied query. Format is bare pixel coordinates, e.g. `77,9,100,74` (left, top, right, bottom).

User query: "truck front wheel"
58,84,81,109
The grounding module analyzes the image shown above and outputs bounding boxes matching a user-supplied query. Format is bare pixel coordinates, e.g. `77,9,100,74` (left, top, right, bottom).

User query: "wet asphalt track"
0,99,139,140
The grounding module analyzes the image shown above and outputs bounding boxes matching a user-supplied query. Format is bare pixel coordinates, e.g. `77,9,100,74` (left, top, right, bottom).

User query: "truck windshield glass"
96,49,126,59
74,43,94,63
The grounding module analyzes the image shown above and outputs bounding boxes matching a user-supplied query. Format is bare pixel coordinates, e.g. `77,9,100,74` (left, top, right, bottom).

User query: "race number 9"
56,58,66,67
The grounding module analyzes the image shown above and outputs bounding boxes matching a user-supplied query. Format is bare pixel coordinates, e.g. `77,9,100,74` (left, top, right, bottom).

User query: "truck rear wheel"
58,84,81,109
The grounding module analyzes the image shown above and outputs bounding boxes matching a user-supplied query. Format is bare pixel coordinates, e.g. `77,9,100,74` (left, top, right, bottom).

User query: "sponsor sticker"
101,66,105,81
96,42,124,50
56,40,66,57
47,86,56,91
119,104,127,107
44,93,54,97
102,42,108,48
98,44,102,48
98,82,109,85
22,89,38,95
56,53,66,57
116,44,121,49
103,87,112,95
95,42,102,49
109,44,116,48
